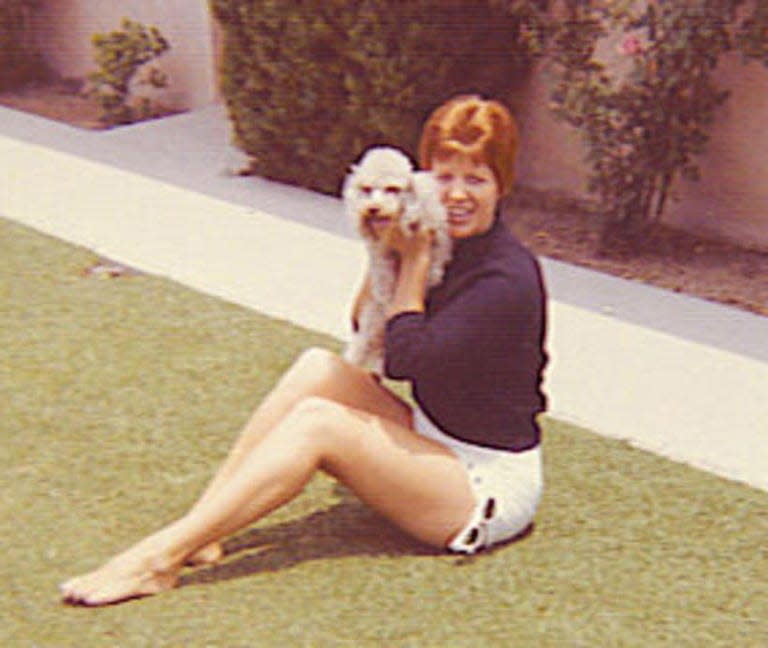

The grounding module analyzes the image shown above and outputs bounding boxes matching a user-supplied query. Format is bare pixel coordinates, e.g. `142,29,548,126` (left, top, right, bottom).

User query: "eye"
384,185,402,195
435,174,452,185
359,185,373,196
467,175,486,186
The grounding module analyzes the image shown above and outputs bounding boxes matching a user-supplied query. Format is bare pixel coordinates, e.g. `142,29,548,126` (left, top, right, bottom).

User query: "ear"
341,165,358,198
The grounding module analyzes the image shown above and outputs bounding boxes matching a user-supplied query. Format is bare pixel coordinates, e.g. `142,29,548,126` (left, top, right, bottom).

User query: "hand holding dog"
384,224,434,320
382,221,434,265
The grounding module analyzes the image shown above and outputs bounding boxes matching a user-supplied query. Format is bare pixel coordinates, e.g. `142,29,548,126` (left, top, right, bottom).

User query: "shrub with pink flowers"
549,0,768,244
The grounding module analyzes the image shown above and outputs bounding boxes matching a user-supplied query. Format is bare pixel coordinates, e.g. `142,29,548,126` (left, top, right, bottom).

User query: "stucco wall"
34,0,217,110
513,61,588,199
664,56,768,250
512,55,768,251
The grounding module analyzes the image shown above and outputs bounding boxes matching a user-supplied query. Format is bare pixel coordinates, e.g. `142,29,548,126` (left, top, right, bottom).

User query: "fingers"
399,220,434,241
384,221,434,259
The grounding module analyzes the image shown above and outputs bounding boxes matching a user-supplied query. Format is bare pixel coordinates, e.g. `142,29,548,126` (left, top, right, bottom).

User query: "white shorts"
413,406,543,554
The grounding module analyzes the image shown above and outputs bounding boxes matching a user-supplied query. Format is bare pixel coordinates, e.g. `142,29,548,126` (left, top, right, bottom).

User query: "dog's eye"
359,186,373,196
384,186,402,195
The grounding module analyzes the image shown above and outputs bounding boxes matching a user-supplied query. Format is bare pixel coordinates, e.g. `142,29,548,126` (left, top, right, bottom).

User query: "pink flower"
620,35,646,56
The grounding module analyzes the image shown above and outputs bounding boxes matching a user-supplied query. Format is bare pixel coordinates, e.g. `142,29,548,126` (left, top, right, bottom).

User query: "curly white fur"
342,146,452,373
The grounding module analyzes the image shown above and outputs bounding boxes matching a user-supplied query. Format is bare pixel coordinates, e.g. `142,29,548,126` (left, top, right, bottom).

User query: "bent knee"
287,347,347,385
294,347,340,373
275,347,339,394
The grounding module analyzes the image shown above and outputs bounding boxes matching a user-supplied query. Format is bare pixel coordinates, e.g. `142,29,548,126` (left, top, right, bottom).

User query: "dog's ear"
341,163,359,199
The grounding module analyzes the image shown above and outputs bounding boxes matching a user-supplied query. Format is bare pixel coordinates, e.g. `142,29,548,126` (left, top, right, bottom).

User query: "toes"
59,577,82,602
60,574,97,605
60,576,130,607
59,567,179,606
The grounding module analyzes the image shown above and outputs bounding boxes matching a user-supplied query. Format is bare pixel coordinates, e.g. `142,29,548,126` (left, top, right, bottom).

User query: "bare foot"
185,541,224,567
60,544,180,606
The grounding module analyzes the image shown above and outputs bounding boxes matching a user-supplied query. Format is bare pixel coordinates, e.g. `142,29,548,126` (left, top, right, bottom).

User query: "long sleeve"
382,218,548,451
385,272,531,382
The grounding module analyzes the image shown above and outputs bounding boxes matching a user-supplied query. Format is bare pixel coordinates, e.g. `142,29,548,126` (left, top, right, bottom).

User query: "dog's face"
343,147,414,241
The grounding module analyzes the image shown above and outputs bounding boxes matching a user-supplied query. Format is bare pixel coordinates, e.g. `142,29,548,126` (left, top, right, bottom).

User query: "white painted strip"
0,134,365,340
547,301,768,491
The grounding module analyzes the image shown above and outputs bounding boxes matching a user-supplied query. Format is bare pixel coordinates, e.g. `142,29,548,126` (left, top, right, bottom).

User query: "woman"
60,95,548,606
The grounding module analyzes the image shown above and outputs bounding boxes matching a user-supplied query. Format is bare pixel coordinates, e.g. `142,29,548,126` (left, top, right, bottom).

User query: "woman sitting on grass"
60,94,548,606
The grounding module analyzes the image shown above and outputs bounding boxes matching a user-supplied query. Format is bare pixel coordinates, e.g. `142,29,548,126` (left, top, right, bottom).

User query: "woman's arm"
384,226,433,319
385,270,538,381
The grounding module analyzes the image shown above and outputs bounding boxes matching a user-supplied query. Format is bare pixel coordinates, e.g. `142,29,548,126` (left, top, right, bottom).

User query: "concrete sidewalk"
1,105,766,491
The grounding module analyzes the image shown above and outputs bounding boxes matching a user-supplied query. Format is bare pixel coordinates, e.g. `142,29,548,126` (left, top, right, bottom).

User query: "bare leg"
60,395,474,606
187,347,411,564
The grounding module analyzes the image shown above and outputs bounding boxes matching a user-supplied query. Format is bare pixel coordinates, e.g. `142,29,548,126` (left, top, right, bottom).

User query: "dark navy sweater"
384,215,548,451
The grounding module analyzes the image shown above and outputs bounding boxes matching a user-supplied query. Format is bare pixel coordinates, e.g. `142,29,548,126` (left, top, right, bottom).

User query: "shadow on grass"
179,489,535,589
179,495,437,589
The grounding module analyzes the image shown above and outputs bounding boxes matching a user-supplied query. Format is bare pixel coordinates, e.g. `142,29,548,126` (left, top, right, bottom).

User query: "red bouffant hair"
418,95,520,196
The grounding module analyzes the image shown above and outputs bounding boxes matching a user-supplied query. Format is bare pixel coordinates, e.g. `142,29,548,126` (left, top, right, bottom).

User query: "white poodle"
342,146,452,373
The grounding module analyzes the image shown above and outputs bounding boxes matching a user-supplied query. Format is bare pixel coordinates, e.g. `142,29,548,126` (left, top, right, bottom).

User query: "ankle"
164,515,225,567
130,526,190,575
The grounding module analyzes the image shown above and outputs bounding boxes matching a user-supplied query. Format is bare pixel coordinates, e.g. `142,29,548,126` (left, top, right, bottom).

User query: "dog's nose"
367,206,380,217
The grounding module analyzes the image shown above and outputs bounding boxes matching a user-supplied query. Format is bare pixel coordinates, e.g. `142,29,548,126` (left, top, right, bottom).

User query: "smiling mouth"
447,209,473,226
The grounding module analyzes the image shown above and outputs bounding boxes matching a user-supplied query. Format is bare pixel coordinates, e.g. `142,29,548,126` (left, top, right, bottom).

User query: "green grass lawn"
2,217,766,647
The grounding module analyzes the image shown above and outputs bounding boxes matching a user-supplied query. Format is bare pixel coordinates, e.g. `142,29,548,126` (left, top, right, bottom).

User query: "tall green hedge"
0,0,45,90
211,1,547,195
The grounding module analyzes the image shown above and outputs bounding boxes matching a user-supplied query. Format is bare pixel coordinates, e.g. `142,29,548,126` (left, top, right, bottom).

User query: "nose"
443,178,470,201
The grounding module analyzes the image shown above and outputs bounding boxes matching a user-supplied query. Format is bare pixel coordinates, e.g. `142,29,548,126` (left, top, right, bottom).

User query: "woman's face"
432,153,500,239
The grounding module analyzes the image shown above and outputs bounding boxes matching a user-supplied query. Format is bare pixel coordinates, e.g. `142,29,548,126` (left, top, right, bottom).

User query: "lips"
447,208,473,227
